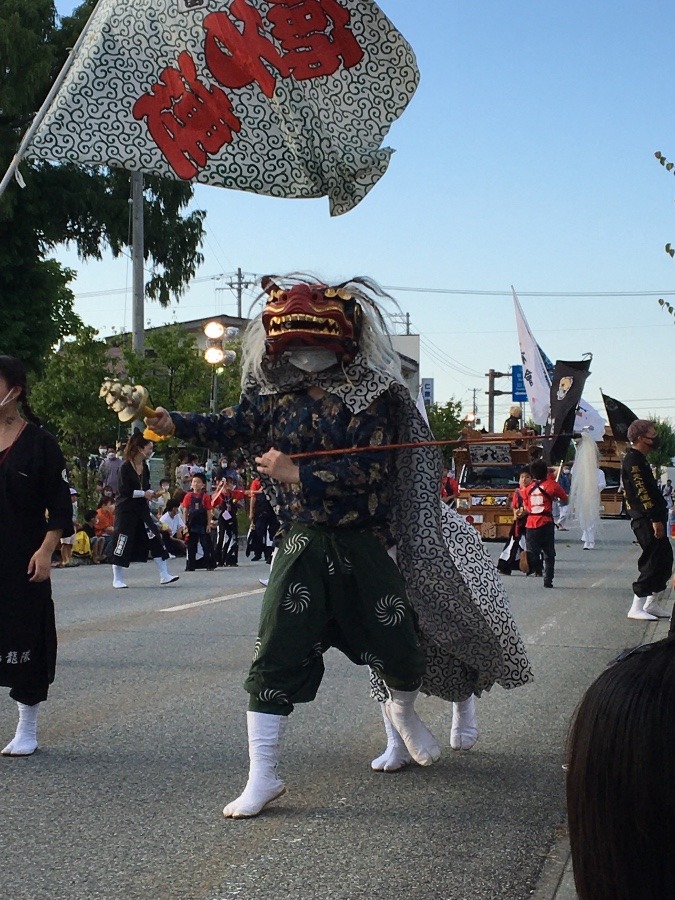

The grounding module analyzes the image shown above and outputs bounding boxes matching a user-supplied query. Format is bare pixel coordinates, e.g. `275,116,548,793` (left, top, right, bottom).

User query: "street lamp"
204,320,226,415
204,320,226,366
203,320,238,413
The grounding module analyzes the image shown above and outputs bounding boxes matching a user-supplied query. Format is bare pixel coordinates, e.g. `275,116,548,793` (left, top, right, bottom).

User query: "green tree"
0,0,206,372
30,326,119,508
426,399,464,465
646,416,675,468
112,323,244,480
114,324,243,413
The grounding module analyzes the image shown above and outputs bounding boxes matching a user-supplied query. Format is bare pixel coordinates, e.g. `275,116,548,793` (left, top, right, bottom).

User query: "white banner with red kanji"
24,0,419,216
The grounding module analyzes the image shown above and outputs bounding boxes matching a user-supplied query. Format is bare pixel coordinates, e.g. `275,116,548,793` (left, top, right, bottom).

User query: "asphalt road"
2,521,671,900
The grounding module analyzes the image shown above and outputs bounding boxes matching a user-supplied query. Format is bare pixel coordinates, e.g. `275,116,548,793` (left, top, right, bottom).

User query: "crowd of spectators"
53,448,276,570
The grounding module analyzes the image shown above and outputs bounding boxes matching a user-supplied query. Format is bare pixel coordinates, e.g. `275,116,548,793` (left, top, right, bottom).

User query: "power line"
383,285,675,298
418,337,482,382
73,276,675,302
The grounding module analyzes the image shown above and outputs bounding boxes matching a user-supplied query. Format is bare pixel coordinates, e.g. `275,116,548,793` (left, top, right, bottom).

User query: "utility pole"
464,388,480,426
131,171,144,356
485,368,511,432
389,312,412,335
219,267,255,318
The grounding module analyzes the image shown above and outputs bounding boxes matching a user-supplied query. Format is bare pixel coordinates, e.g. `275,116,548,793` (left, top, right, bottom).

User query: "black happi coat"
112,460,167,566
622,448,668,524
0,423,73,701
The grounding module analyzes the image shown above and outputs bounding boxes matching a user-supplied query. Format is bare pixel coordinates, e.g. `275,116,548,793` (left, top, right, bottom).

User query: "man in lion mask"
146,275,532,818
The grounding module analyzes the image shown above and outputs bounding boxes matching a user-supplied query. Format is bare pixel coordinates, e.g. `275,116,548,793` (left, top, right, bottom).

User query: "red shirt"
523,478,568,529
181,490,213,512
511,488,526,511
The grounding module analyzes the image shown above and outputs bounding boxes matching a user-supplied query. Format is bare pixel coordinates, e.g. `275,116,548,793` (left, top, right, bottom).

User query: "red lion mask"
261,277,363,361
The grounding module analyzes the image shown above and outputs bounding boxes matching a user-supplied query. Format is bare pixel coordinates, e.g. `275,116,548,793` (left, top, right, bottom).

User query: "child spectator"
152,477,172,517
94,496,115,561
80,508,106,563
159,499,187,557
181,473,215,571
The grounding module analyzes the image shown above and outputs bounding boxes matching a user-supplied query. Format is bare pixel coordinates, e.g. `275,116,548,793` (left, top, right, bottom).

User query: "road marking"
160,588,264,613
591,578,607,587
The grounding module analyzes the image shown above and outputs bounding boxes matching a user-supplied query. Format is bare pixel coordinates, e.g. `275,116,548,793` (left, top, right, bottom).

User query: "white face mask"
0,388,18,408
287,348,338,373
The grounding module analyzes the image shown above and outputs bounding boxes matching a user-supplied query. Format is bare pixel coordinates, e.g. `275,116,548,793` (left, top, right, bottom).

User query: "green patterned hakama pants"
245,524,426,715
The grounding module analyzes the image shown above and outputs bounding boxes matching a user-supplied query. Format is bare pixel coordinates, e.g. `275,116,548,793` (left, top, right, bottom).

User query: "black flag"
601,392,638,443
544,359,591,463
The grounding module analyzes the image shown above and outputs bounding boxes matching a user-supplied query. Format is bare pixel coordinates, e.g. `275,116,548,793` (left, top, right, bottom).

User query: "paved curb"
531,829,576,900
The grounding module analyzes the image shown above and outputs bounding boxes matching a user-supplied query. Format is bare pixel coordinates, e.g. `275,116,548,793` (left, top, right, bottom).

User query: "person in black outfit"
622,419,673,621
111,433,179,589
212,477,243,567
0,356,73,757
250,487,278,564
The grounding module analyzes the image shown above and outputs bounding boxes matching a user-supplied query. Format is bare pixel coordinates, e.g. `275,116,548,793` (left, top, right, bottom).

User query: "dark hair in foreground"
0,355,41,426
566,636,675,899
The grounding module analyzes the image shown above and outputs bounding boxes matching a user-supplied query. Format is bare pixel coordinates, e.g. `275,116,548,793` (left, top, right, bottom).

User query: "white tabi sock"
450,695,479,751
384,689,440,766
223,712,287,819
2,702,40,756
627,594,657,620
371,702,412,772
154,556,179,585
643,591,671,618
112,565,128,589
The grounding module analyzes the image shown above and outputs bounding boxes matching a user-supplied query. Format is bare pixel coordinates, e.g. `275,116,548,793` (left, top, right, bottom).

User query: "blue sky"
51,1,675,425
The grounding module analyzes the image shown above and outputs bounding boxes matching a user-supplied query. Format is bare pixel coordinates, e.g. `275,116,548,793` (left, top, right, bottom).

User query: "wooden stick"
289,432,573,462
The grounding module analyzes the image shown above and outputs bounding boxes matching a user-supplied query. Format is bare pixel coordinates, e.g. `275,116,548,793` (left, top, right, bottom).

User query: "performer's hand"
256,448,300,484
145,490,155,501
653,521,665,539
27,549,51,583
144,406,175,437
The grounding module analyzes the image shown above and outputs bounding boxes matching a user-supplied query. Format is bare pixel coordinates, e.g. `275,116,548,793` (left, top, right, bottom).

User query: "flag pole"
0,0,107,200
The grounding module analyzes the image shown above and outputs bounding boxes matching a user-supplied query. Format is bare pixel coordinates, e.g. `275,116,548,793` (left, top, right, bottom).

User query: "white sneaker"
259,578,269,587
160,575,180,585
